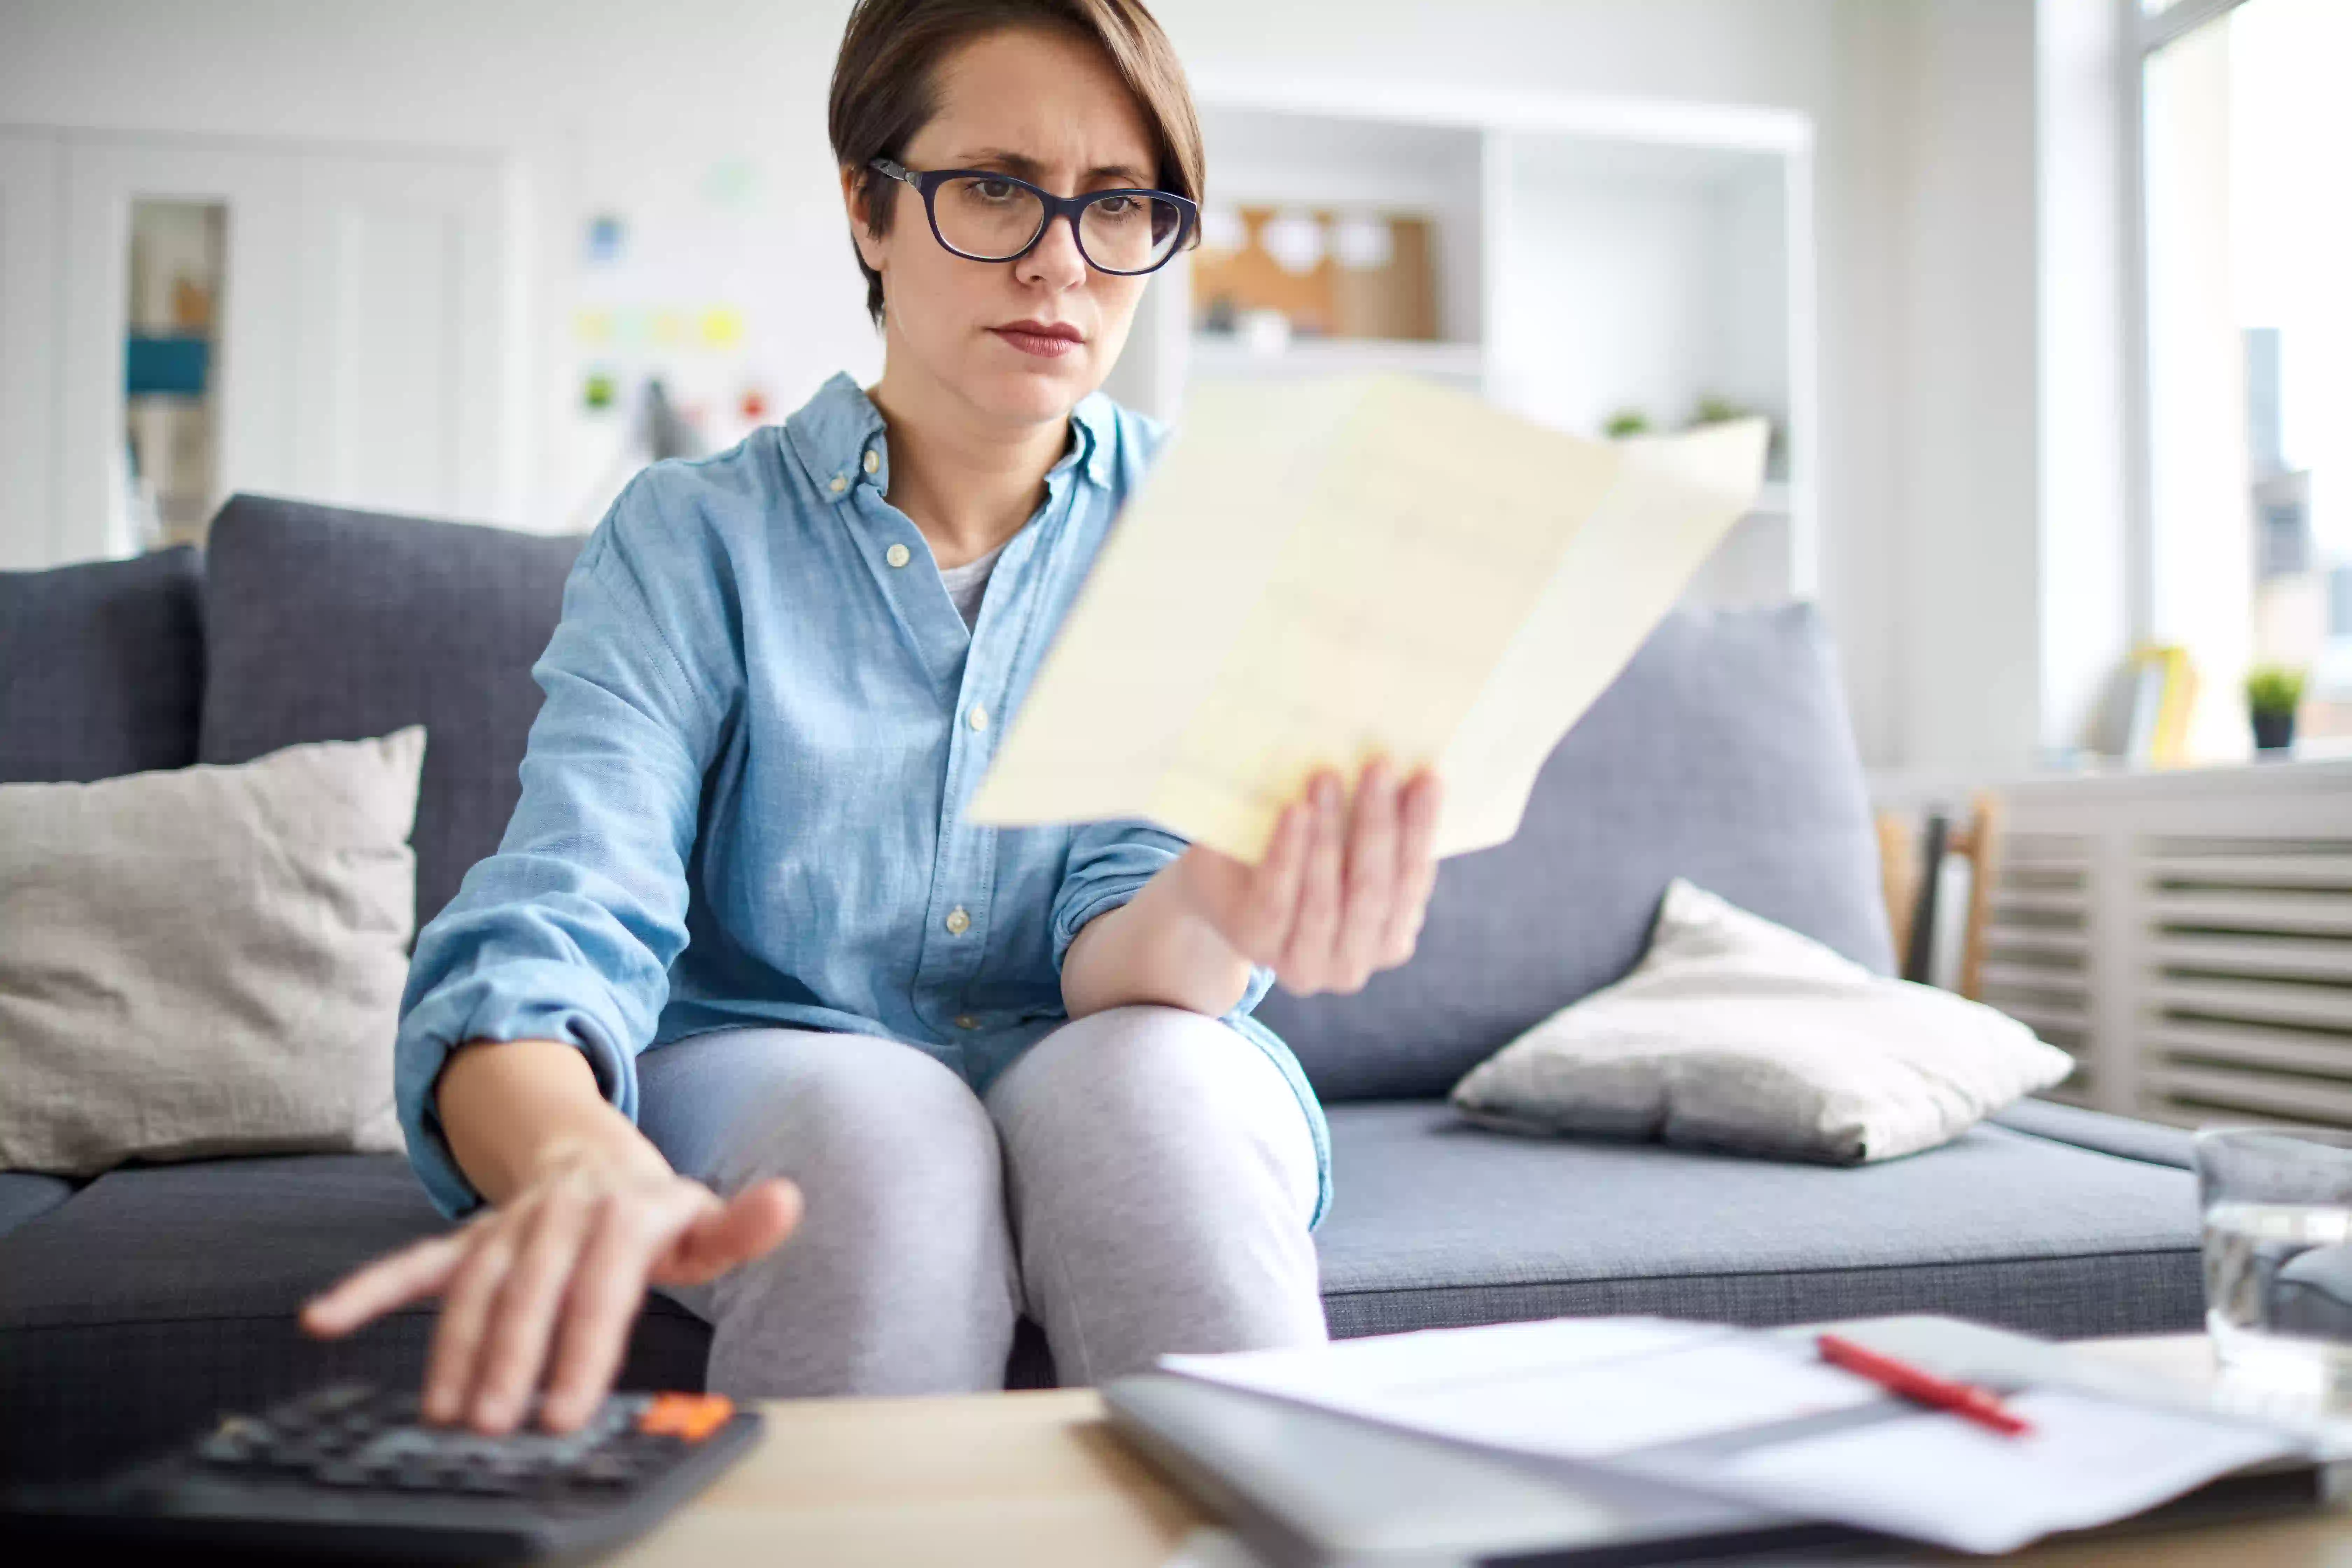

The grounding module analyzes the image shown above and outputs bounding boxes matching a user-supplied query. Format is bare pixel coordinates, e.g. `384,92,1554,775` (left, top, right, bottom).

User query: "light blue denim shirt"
393,371,1332,1230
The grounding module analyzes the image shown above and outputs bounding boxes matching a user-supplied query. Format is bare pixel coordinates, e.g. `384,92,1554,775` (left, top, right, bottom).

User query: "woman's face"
848,25,1160,429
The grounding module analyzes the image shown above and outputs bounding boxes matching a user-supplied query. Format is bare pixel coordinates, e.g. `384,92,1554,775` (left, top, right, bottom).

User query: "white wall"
1887,0,2046,776
0,0,2055,777
2036,0,2134,764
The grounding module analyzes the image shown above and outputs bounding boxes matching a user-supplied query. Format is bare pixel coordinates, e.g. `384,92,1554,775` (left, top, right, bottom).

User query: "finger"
468,1187,593,1434
1238,800,1310,962
423,1222,520,1428
662,1177,804,1286
1334,756,1401,990
1382,768,1443,965
300,1230,469,1338
540,1191,665,1433
1280,769,1347,991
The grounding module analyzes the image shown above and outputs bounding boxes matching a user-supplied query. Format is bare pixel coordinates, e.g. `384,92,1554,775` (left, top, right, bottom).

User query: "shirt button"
954,1014,979,1030
828,474,847,493
886,542,911,568
967,704,988,730
944,906,971,935
863,449,881,475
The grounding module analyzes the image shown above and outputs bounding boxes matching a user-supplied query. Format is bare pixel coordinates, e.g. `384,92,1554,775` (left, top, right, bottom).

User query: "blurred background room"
3,0,2348,1127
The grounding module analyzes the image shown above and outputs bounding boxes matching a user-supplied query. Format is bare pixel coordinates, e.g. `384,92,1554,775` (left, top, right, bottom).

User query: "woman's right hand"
298,1143,801,1436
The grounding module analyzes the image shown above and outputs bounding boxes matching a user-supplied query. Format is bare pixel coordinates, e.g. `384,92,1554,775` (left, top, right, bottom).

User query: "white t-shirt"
937,536,1013,630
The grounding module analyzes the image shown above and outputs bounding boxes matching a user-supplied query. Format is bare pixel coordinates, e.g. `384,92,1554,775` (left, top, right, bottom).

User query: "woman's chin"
969,358,1093,420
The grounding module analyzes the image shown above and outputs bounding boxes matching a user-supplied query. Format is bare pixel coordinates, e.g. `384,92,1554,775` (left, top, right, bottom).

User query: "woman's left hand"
1175,756,1443,997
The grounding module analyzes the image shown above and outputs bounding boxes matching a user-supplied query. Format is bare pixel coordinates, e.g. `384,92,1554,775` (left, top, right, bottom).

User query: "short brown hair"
828,0,1205,328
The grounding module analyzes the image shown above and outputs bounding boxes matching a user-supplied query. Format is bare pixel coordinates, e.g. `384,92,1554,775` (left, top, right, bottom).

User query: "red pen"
1816,1332,2035,1437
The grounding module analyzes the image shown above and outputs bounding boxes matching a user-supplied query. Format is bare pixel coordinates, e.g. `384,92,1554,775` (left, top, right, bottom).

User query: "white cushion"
0,728,424,1176
1449,877,2073,1163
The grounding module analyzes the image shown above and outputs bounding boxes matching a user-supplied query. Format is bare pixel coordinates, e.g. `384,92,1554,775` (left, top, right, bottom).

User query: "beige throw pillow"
1450,877,2074,1163
0,727,425,1176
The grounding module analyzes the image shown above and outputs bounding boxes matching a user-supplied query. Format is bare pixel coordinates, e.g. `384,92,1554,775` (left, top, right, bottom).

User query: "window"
2139,0,2352,754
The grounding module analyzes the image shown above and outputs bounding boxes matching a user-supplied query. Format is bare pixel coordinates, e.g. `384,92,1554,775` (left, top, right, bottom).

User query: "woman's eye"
1094,195,1135,216
974,179,1017,201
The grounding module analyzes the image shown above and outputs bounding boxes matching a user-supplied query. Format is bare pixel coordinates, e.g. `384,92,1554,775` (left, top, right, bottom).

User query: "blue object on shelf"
126,334,210,398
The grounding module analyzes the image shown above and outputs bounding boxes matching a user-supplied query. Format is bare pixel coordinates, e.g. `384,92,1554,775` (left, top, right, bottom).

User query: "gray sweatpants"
636,1003,1327,1394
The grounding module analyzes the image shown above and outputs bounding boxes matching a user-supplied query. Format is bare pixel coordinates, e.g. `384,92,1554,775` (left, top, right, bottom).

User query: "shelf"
1187,334,1484,383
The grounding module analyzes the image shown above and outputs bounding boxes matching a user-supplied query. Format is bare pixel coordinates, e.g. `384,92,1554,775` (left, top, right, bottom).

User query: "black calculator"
0,1381,762,1563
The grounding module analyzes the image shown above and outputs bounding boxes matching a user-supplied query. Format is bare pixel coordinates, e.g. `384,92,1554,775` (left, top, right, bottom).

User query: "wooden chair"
1874,790,2003,1000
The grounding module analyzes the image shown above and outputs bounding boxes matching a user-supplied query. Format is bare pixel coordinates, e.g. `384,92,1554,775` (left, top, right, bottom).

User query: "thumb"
657,1177,803,1286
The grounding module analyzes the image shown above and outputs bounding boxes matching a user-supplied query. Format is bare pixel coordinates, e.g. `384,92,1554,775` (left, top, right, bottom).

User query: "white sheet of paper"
963,373,1768,863
1704,1387,2297,1555
1158,1317,2305,1555
1160,1316,1879,1460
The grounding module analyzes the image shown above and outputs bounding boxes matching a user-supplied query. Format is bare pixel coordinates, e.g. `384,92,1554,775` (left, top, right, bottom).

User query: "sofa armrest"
1988,1098,2193,1170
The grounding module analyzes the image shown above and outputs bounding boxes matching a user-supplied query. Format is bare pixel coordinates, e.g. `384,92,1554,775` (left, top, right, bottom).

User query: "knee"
993,1005,1307,1197
714,1037,1003,1232
1009,1004,1240,1121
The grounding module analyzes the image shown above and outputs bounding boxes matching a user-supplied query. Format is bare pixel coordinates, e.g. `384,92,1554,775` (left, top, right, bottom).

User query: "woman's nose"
1015,210,1090,290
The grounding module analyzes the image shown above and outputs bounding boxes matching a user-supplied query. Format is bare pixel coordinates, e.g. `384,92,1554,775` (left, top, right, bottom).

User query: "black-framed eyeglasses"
868,158,1196,276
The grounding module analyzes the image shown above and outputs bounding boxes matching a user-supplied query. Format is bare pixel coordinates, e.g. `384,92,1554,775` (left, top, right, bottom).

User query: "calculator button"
574,1455,636,1489
196,1431,259,1466
637,1393,733,1443
312,1461,372,1488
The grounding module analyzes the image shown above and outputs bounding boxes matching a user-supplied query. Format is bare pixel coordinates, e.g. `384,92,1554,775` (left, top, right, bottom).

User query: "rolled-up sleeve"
393,475,732,1219
1049,818,1278,1024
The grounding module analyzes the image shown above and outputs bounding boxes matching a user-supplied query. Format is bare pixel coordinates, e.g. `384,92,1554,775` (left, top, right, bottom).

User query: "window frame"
2126,0,2352,709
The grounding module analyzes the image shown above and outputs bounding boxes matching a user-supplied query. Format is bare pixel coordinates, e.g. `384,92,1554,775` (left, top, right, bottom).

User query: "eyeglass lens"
932,177,1185,273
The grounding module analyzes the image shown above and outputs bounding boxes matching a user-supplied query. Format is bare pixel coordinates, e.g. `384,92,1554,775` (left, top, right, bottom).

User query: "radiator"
1970,760,2352,1129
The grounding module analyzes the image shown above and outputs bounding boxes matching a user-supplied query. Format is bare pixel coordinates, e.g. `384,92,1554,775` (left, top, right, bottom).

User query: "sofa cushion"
0,545,205,785
196,496,583,932
1312,1102,2202,1342
1989,1097,2193,1169
0,1171,75,1239
1259,602,1895,1102
1448,878,2073,1164
0,1154,707,1482
0,728,424,1177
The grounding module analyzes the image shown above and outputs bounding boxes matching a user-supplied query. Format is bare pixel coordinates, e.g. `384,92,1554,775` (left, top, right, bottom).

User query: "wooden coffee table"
607,1334,2352,1567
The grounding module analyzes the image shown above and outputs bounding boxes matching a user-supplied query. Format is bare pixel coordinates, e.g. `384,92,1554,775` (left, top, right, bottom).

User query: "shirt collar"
786,371,1117,504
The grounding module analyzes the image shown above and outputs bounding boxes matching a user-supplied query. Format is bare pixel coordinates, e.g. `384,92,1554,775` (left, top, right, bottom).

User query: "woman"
303,0,1442,1437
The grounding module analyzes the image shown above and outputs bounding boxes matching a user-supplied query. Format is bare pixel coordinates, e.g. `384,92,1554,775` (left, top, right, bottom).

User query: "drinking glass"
2196,1125,2352,1383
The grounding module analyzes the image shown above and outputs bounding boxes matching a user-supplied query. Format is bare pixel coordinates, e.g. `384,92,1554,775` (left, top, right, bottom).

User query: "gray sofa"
0,494,2204,1485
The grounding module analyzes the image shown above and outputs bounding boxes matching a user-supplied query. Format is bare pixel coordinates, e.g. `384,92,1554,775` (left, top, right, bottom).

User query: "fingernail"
1317,776,1340,809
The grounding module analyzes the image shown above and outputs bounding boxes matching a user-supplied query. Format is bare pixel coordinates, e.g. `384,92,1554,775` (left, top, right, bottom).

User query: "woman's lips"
991,326,1082,359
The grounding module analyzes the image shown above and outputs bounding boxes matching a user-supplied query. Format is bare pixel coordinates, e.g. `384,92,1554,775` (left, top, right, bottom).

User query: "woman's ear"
840,165,887,272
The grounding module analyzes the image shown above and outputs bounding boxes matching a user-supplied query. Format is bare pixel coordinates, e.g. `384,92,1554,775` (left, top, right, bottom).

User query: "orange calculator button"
638,1392,735,1442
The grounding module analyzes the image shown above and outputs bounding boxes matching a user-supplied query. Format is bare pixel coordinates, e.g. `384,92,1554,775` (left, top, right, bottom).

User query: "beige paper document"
965,372,1768,863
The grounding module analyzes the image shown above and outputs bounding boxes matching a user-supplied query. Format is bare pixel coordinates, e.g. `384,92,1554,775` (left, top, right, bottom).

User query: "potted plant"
2245,663,2306,752
1603,408,1651,440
